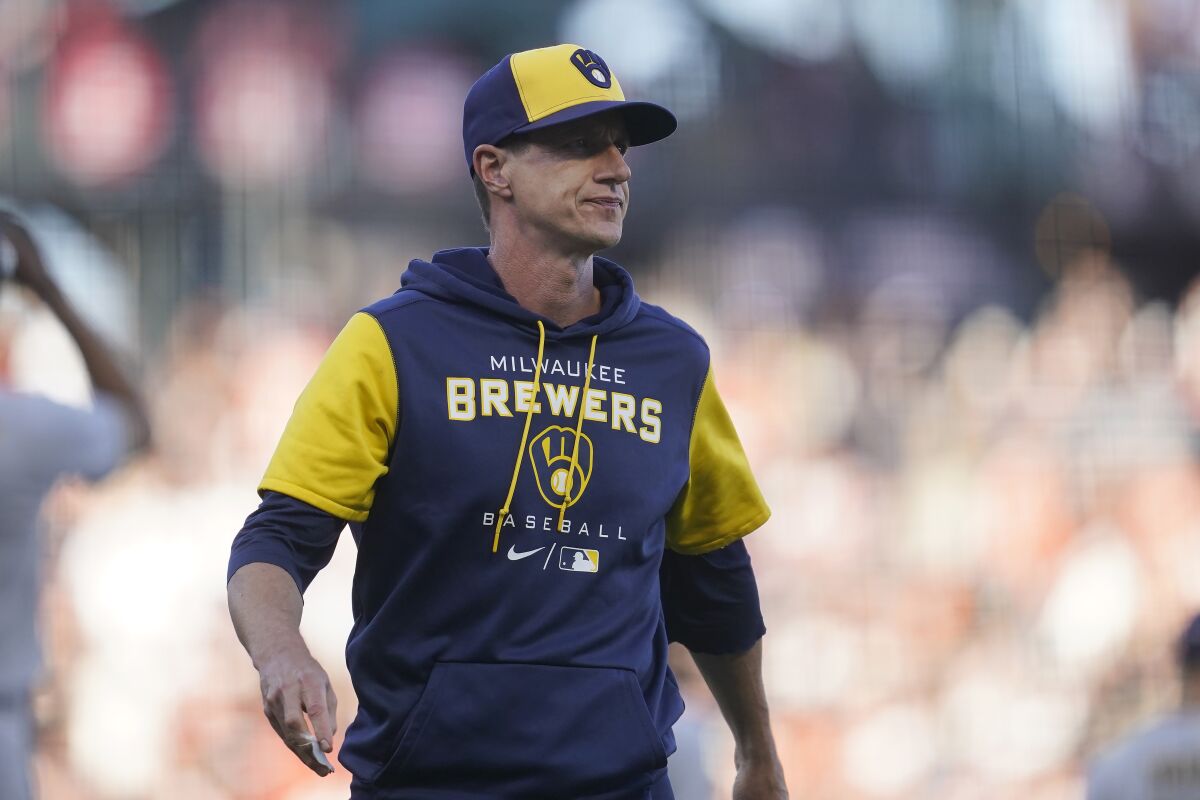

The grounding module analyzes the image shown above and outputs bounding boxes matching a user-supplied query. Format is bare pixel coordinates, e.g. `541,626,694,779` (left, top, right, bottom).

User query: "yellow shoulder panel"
666,365,770,554
259,312,398,521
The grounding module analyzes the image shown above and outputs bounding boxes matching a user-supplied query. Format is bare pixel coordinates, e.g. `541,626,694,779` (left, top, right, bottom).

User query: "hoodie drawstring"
493,320,547,553
557,334,598,535
493,325,599,553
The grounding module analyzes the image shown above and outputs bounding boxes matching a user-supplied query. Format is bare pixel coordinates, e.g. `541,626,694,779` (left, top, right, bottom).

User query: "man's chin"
550,223,622,254
585,225,623,252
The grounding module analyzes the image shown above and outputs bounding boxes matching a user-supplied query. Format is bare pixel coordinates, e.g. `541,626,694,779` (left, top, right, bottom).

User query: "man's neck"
487,229,601,329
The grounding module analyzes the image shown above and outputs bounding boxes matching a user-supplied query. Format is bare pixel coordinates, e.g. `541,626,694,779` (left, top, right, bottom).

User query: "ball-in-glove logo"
570,49,612,89
529,425,593,508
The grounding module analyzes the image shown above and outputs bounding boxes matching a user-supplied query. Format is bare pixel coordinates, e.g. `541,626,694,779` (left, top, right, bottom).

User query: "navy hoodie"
229,248,770,798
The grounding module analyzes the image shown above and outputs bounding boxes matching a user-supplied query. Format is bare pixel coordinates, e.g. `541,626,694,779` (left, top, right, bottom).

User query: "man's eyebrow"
535,121,626,146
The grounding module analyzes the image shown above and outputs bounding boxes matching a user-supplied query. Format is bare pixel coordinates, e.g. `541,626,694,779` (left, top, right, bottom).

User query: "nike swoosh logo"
507,545,547,561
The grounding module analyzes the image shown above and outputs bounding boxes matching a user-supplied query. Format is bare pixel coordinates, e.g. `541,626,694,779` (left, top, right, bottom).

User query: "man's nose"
596,143,631,184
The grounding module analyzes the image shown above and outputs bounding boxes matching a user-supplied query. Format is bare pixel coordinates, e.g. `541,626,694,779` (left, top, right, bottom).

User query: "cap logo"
570,49,612,89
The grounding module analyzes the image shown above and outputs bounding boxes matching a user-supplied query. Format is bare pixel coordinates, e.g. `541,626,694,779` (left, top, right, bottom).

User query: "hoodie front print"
255,247,770,798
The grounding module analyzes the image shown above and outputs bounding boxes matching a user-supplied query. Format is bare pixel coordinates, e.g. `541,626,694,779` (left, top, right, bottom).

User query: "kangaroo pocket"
372,661,668,795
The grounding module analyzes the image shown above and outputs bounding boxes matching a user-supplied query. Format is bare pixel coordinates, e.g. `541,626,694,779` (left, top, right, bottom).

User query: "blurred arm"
0,212,150,452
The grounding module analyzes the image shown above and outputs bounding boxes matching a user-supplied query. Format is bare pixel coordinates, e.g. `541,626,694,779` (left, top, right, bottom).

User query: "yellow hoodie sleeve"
665,365,770,554
259,312,399,521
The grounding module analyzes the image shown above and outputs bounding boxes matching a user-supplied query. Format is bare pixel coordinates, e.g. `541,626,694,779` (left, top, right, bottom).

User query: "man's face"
502,111,632,254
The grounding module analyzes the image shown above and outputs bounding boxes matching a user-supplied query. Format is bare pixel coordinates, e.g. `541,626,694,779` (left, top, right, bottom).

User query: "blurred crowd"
2,0,1200,798
700,256,1200,799
5,236,1196,799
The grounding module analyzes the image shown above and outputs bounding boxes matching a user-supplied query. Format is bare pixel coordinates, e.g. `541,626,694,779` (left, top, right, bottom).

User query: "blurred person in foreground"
1087,613,1200,800
227,44,787,798
0,212,150,800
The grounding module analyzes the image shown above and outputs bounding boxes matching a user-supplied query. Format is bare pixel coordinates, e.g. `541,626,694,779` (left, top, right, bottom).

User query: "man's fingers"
301,680,336,753
264,707,286,742
270,679,309,740
264,681,332,776
264,708,330,776
323,682,339,752
257,655,337,776
279,686,326,772
326,682,338,721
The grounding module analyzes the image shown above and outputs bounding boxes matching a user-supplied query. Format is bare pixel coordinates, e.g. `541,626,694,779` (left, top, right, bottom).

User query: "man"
0,212,150,800
1087,613,1200,800
228,44,787,799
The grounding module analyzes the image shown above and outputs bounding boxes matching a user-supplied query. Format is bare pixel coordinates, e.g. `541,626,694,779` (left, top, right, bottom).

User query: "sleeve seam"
672,620,764,633
362,311,402,461
227,551,304,592
258,478,369,522
687,353,710,441
675,628,766,656
666,508,771,555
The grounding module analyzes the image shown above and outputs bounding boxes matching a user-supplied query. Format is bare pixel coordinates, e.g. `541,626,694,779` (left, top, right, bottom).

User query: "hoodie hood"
400,247,641,338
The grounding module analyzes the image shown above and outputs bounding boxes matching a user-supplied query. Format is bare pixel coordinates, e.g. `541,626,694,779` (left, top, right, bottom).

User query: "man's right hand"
257,646,339,777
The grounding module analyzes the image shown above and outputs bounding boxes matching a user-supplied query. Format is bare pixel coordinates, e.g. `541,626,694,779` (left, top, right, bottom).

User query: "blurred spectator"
1086,612,1200,800
0,211,149,800
0,0,1198,797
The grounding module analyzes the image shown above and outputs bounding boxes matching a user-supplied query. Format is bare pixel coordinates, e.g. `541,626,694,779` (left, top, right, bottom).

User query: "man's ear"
473,145,513,199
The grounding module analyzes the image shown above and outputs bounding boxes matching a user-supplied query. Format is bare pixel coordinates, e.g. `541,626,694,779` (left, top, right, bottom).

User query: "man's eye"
616,142,629,156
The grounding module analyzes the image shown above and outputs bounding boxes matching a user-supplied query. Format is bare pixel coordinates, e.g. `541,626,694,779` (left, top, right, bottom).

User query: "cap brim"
511,100,677,147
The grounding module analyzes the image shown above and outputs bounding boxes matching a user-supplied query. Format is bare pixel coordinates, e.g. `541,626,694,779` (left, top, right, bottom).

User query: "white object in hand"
300,732,334,772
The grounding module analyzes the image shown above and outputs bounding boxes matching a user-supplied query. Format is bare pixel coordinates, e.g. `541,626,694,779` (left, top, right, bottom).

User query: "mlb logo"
559,547,599,573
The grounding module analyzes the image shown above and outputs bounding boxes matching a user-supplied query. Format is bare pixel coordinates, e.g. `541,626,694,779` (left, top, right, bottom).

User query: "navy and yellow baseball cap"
463,44,677,174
